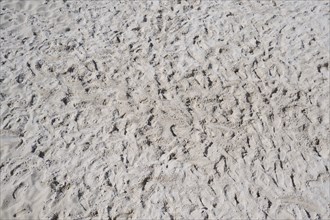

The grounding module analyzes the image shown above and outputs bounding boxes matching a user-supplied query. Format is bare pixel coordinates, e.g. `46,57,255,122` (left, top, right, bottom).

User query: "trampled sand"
0,0,329,219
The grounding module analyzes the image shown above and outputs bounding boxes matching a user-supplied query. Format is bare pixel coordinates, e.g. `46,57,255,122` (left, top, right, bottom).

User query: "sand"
0,0,329,219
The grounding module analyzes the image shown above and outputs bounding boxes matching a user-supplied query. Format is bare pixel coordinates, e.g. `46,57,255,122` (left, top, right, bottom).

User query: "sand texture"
0,0,329,219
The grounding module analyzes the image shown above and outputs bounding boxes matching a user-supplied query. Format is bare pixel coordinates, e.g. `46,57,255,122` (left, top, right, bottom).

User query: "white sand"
0,0,329,219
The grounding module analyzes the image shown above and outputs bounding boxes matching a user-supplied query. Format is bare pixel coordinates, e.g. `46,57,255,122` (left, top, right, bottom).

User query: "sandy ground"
0,0,329,219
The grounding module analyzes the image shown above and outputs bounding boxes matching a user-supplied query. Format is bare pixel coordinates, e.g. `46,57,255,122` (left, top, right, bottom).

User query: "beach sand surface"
0,0,329,219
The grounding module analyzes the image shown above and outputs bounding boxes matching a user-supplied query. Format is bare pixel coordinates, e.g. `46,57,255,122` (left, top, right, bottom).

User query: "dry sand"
0,0,329,219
